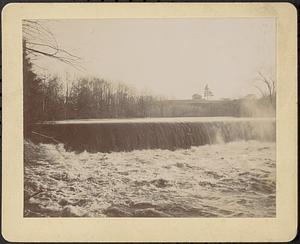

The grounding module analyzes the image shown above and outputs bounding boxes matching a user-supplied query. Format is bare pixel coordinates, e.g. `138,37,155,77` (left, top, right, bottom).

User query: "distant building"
204,84,213,100
192,94,203,100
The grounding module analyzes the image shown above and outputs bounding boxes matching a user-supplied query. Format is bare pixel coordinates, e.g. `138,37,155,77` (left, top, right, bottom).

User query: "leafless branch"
23,20,84,71
255,71,276,106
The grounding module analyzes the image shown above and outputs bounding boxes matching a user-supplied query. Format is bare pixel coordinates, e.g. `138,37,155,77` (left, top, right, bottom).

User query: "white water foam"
24,140,276,217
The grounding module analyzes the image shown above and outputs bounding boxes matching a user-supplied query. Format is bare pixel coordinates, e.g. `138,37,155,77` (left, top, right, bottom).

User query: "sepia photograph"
1,3,297,242
23,18,276,218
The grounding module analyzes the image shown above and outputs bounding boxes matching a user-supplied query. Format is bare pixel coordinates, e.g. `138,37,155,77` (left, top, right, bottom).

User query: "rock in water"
133,208,171,217
61,205,82,217
151,178,170,188
58,198,69,207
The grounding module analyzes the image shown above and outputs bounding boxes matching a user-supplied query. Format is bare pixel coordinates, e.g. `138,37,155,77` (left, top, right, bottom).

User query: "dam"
31,117,276,153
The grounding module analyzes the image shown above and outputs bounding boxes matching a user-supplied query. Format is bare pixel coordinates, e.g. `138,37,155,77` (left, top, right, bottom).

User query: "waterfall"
31,117,275,153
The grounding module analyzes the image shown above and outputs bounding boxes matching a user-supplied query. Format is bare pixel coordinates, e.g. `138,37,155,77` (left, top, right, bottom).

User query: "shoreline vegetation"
24,61,276,126
24,58,276,138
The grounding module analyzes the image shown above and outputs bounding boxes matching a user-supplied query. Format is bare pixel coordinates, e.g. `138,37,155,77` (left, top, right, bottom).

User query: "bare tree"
254,71,276,107
23,20,85,132
22,20,84,71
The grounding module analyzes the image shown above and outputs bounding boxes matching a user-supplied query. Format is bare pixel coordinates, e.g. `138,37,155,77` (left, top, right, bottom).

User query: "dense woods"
24,55,160,123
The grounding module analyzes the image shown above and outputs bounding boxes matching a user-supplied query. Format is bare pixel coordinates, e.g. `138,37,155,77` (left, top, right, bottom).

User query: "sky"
29,18,276,100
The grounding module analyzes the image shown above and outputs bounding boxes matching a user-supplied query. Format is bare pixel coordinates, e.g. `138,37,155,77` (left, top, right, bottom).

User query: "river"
24,117,276,217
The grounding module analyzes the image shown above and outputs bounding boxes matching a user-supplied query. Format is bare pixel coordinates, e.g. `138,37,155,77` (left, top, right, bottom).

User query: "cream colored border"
2,3,297,242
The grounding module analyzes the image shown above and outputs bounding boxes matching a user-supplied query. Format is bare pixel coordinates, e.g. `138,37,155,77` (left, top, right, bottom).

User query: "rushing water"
25,117,276,217
32,117,275,152
40,117,274,124
24,140,276,217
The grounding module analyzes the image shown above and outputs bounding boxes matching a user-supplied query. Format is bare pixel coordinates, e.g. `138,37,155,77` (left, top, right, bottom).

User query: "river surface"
40,117,275,124
24,140,276,218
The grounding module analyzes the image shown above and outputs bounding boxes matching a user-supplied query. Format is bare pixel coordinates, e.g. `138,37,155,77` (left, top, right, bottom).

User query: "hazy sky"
33,18,276,99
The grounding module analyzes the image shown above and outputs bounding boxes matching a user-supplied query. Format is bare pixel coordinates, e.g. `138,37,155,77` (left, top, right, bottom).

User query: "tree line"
24,53,161,127
24,42,276,136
